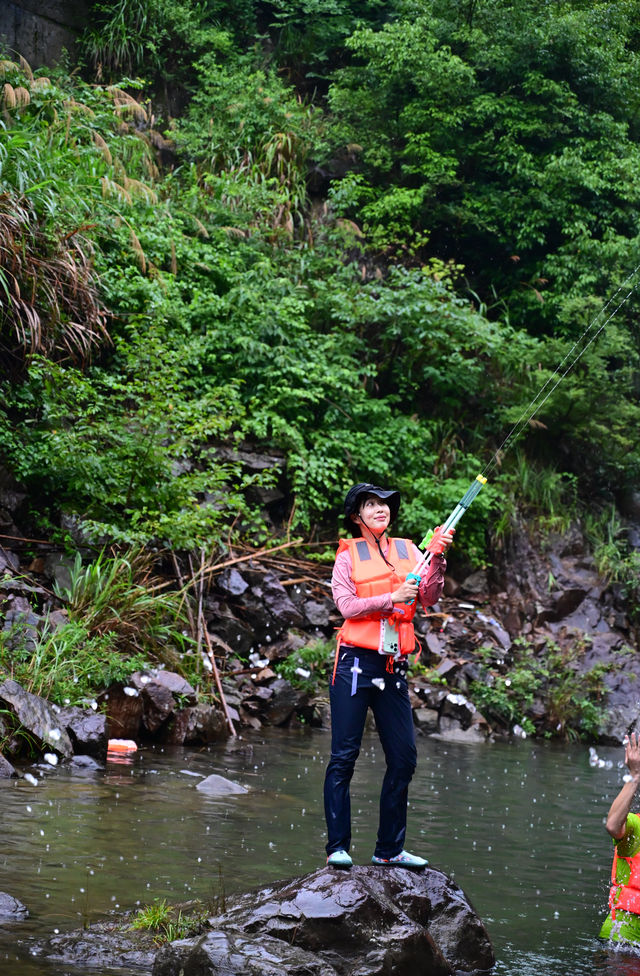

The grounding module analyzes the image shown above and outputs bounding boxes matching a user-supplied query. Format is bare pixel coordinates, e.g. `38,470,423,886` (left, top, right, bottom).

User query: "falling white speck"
44,753,58,766
123,687,138,697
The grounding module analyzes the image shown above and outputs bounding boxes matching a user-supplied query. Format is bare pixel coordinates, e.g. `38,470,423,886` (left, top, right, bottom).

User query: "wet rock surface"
28,914,157,971
0,892,28,920
0,679,74,759
202,865,495,975
31,867,493,976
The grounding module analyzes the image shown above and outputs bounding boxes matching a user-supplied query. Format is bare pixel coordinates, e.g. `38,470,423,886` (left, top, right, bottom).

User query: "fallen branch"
201,610,236,737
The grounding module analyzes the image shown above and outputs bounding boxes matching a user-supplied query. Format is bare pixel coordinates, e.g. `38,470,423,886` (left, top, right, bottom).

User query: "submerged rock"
0,892,28,920
195,774,248,795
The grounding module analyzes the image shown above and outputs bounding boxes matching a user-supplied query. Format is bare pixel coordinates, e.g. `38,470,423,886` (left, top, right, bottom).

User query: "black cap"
343,483,401,535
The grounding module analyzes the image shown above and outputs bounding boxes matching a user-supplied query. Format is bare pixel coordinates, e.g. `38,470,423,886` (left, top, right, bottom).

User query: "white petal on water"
23,773,38,786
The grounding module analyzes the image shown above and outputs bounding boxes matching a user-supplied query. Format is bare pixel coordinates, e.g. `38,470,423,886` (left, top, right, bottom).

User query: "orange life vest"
336,536,418,656
609,846,640,918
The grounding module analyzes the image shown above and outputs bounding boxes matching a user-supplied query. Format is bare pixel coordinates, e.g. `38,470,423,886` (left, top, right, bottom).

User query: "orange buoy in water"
107,738,138,754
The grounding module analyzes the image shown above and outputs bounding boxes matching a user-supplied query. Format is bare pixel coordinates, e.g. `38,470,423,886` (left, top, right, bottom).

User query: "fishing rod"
406,258,640,585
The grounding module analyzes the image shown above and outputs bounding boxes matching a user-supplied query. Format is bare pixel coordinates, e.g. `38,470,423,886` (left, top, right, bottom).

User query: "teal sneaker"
327,849,353,868
371,850,428,868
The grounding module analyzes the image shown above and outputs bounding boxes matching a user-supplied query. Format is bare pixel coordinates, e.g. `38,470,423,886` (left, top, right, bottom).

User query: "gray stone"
212,865,493,975
43,552,76,593
413,707,439,733
70,755,102,770
29,916,155,970
303,599,331,627
195,774,248,796
0,548,20,574
153,670,197,703
1,600,40,652
217,568,249,597
0,754,17,777
261,678,308,726
441,692,478,729
257,573,304,626
476,613,512,651
0,679,74,758
28,864,493,976
164,705,227,745
154,929,339,976
141,681,176,733
54,705,108,758
459,570,488,595
0,891,28,919
435,717,488,743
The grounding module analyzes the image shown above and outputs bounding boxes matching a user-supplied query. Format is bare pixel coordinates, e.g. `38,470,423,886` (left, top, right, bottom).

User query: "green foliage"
130,898,206,944
1,3,639,586
492,451,578,538
54,549,189,656
0,619,151,706
275,638,333,690
470,636,615,740
584,505,640,621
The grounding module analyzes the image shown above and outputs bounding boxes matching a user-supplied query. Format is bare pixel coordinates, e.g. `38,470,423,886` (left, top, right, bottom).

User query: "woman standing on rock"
324,482,453,869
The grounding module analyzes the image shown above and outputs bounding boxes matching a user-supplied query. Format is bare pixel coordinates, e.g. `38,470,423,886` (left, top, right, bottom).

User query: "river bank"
0,733,630,976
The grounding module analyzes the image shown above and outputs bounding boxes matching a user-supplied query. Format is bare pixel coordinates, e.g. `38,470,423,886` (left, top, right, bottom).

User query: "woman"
324,482,453,869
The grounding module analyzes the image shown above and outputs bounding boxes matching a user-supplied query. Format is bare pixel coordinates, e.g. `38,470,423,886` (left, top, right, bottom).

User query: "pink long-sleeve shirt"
332,540,446,621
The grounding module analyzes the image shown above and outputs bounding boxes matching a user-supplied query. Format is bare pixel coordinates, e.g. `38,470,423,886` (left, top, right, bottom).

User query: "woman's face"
355,494,391,534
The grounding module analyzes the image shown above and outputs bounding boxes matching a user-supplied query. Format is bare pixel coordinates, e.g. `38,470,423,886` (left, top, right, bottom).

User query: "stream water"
1,728,639,976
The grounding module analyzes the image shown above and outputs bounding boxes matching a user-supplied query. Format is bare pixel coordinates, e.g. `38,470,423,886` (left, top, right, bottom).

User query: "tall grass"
0,620,150,705
54,549,189,657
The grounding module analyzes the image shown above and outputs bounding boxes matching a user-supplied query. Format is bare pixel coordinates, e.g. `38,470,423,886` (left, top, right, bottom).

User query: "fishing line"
411,258,640,570
482,258,640,478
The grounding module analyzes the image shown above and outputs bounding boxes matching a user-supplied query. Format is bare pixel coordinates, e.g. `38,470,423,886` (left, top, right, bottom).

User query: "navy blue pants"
324,647,417,859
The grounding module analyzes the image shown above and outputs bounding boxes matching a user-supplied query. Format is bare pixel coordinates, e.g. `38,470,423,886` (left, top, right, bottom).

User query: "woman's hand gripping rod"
405,475,488,601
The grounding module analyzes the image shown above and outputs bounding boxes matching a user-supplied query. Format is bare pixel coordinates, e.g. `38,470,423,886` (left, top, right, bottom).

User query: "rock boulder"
154,866,494,976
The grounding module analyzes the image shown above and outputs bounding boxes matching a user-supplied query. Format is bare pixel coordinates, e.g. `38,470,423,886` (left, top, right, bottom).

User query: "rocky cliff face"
0,0,89,68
